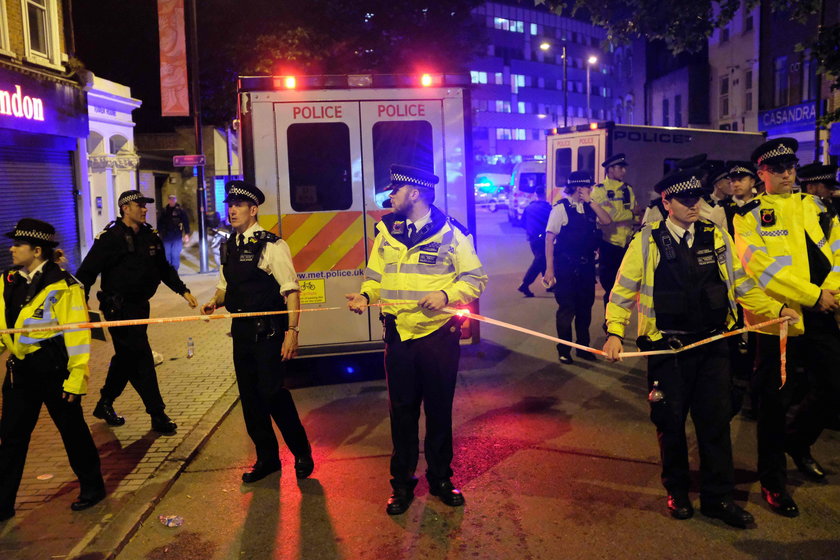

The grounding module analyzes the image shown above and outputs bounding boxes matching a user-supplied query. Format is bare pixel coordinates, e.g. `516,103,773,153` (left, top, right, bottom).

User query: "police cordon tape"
0,303,791,386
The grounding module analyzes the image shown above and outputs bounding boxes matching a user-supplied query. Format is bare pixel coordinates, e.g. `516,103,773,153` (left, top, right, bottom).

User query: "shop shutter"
0,146,81,273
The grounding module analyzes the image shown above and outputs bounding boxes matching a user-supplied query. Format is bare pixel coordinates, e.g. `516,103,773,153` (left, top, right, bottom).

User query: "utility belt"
637,328,724,352
231,314,287,342
97,291,148,314
553,252,595,267
6,336,69,388
380,313,464,345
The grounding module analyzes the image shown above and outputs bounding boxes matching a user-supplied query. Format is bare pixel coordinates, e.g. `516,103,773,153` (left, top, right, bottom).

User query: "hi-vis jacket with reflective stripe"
0,263,91,394
733,192,840,336
591,178,636,247
605,220,784,342
361,206,488,341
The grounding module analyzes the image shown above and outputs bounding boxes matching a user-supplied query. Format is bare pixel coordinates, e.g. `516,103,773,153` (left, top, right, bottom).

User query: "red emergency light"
284,76,296,89
420,74,433,87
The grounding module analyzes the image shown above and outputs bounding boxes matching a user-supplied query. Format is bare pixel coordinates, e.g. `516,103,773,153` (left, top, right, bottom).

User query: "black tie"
238,233,245,249
680,233,690,249
407,224,416,243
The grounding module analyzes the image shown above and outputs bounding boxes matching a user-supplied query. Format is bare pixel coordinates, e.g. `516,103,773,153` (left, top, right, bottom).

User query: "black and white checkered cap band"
757,144,796,165
801,173,837,182
227,186,260,203
118,192,144,206
390,172,436,188
568,177,593,187
13,229,55,242
729,166,755,176
663,176,703,197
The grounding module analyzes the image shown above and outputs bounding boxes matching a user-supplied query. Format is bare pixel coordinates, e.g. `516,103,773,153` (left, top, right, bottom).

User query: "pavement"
1,210,839,559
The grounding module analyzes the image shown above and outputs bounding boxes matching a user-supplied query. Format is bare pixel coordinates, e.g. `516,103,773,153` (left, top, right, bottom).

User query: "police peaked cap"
224,180,265,205
727,161,757,179
567,170,595,187
601,153,628,168
751,137,799,167
118,190,154,207
388,164,439,190
675,153,707,171
708,162,729,185
654,169,705,199
798,163,839,188
5,218,59,247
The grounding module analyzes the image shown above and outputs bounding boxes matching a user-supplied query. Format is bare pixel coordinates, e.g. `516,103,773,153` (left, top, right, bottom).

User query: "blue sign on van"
759,101,816,135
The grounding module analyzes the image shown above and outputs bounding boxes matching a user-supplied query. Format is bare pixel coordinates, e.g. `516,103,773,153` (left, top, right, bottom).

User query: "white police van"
237,74,477,356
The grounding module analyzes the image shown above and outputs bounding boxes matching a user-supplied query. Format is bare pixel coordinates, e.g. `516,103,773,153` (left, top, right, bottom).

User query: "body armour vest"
652,223,729,333
223,234,287,328
554,199,600,259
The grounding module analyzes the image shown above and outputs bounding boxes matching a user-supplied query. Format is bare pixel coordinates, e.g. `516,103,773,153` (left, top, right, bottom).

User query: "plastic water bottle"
186,337,194,359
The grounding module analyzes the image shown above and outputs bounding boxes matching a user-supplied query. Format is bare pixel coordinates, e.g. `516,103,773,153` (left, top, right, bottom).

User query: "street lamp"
539,41,568,127
586,55,598,123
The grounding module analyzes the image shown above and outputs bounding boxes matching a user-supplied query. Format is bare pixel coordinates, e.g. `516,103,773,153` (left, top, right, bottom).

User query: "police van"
546,122,765,203
237,74,476,356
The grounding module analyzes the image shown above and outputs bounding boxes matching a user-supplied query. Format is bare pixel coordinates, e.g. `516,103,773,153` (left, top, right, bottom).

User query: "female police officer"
0,219,105,521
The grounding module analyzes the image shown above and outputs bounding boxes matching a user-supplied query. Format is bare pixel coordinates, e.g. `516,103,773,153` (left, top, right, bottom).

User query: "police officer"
0,220,105,521
724,162,760,235
798,162,840,218
732,138,840,517
603,170,798,528
76,190,198,434
346,164,487,515
159,194,191,272
201,181,313,484
518,185,552,297
543,171,611,363
591,153,637,306
643,154,728,230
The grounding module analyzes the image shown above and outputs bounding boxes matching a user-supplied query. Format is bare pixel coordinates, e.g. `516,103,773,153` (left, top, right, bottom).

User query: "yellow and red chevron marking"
281,211,367,272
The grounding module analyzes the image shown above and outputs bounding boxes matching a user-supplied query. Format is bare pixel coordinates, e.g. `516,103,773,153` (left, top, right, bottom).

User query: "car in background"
474,173,510,212
507,160,547,225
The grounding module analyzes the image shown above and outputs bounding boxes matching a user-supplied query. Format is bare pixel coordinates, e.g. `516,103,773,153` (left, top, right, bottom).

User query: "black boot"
151,413,177,435
93,399,125,426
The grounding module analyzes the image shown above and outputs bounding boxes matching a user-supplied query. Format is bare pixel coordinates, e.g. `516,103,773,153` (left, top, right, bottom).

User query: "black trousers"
753,313,840,492
232,319,310,464
0,351,104,516
385,319,461,489
647,339,734,500
521,237,546,287
598,240,626,306
101,299,165,415
553,256,596,357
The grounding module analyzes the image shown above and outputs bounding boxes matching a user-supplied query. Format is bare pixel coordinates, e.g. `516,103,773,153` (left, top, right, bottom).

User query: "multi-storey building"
0,0,90,270
469,1,622,173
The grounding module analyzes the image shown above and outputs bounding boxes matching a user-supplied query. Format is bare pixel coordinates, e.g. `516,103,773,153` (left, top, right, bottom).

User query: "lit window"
517,101,526,113
495,72,504,85
530,23,538,35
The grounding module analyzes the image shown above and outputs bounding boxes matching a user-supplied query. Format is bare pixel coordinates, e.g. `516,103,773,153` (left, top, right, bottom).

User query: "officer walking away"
518,185,552,297
0,220,105,521
591,153,637,306
201,181,313,484
798,162,840,218
159,194,191,272
732,139,840,517
346,164,487,515
543,171,611,363
75,190,198,434
603,171,798,528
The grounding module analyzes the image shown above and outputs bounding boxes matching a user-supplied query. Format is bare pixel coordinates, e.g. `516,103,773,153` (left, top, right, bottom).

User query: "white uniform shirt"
545,199,586,234
18,260,47,284
216,222,299,295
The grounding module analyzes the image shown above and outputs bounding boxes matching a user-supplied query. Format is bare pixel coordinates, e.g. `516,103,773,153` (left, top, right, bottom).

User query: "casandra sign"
0,84,45,121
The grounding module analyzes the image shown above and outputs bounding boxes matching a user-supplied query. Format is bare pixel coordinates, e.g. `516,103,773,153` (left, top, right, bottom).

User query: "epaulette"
253,230,280,243
596,183,605,188
140,222,159,235
95,221,118,240
447,217,470,236
647,199,660,209
63,271,80,286
735,199,760,216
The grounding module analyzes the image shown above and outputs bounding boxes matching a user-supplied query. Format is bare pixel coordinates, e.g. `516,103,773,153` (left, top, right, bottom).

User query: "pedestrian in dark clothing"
159,195,191,272
75,190,198,435
518,186,552,297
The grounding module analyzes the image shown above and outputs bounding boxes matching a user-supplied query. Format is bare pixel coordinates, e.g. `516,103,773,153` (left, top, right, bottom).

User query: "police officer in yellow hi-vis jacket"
603,172,798,528
346,164,487,516
733,138,840,518
591,153,637,306
0,219,105,522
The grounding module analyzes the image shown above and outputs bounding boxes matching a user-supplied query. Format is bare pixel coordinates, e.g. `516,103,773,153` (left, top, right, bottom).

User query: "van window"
555,148,572,188
373,121,434,207
577,146,596,178
518,172,546,193
287,122,353,212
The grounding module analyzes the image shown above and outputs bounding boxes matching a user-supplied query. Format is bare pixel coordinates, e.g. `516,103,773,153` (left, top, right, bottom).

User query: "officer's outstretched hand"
200,301,216,315
603,336,623,362
183,292,198,308
780,307,800,323
345,293,368,314
814,289,840,313
418,291,448,311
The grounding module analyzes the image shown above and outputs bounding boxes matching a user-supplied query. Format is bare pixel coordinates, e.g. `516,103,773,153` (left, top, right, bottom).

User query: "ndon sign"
0,84,45,122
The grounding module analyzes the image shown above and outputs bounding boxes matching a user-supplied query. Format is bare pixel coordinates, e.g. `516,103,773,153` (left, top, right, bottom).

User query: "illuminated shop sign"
0,66,88,138
758,101,816,135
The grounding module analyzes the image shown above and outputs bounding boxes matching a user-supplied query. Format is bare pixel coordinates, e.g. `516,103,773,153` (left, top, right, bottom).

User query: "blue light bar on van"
238,74,470,92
